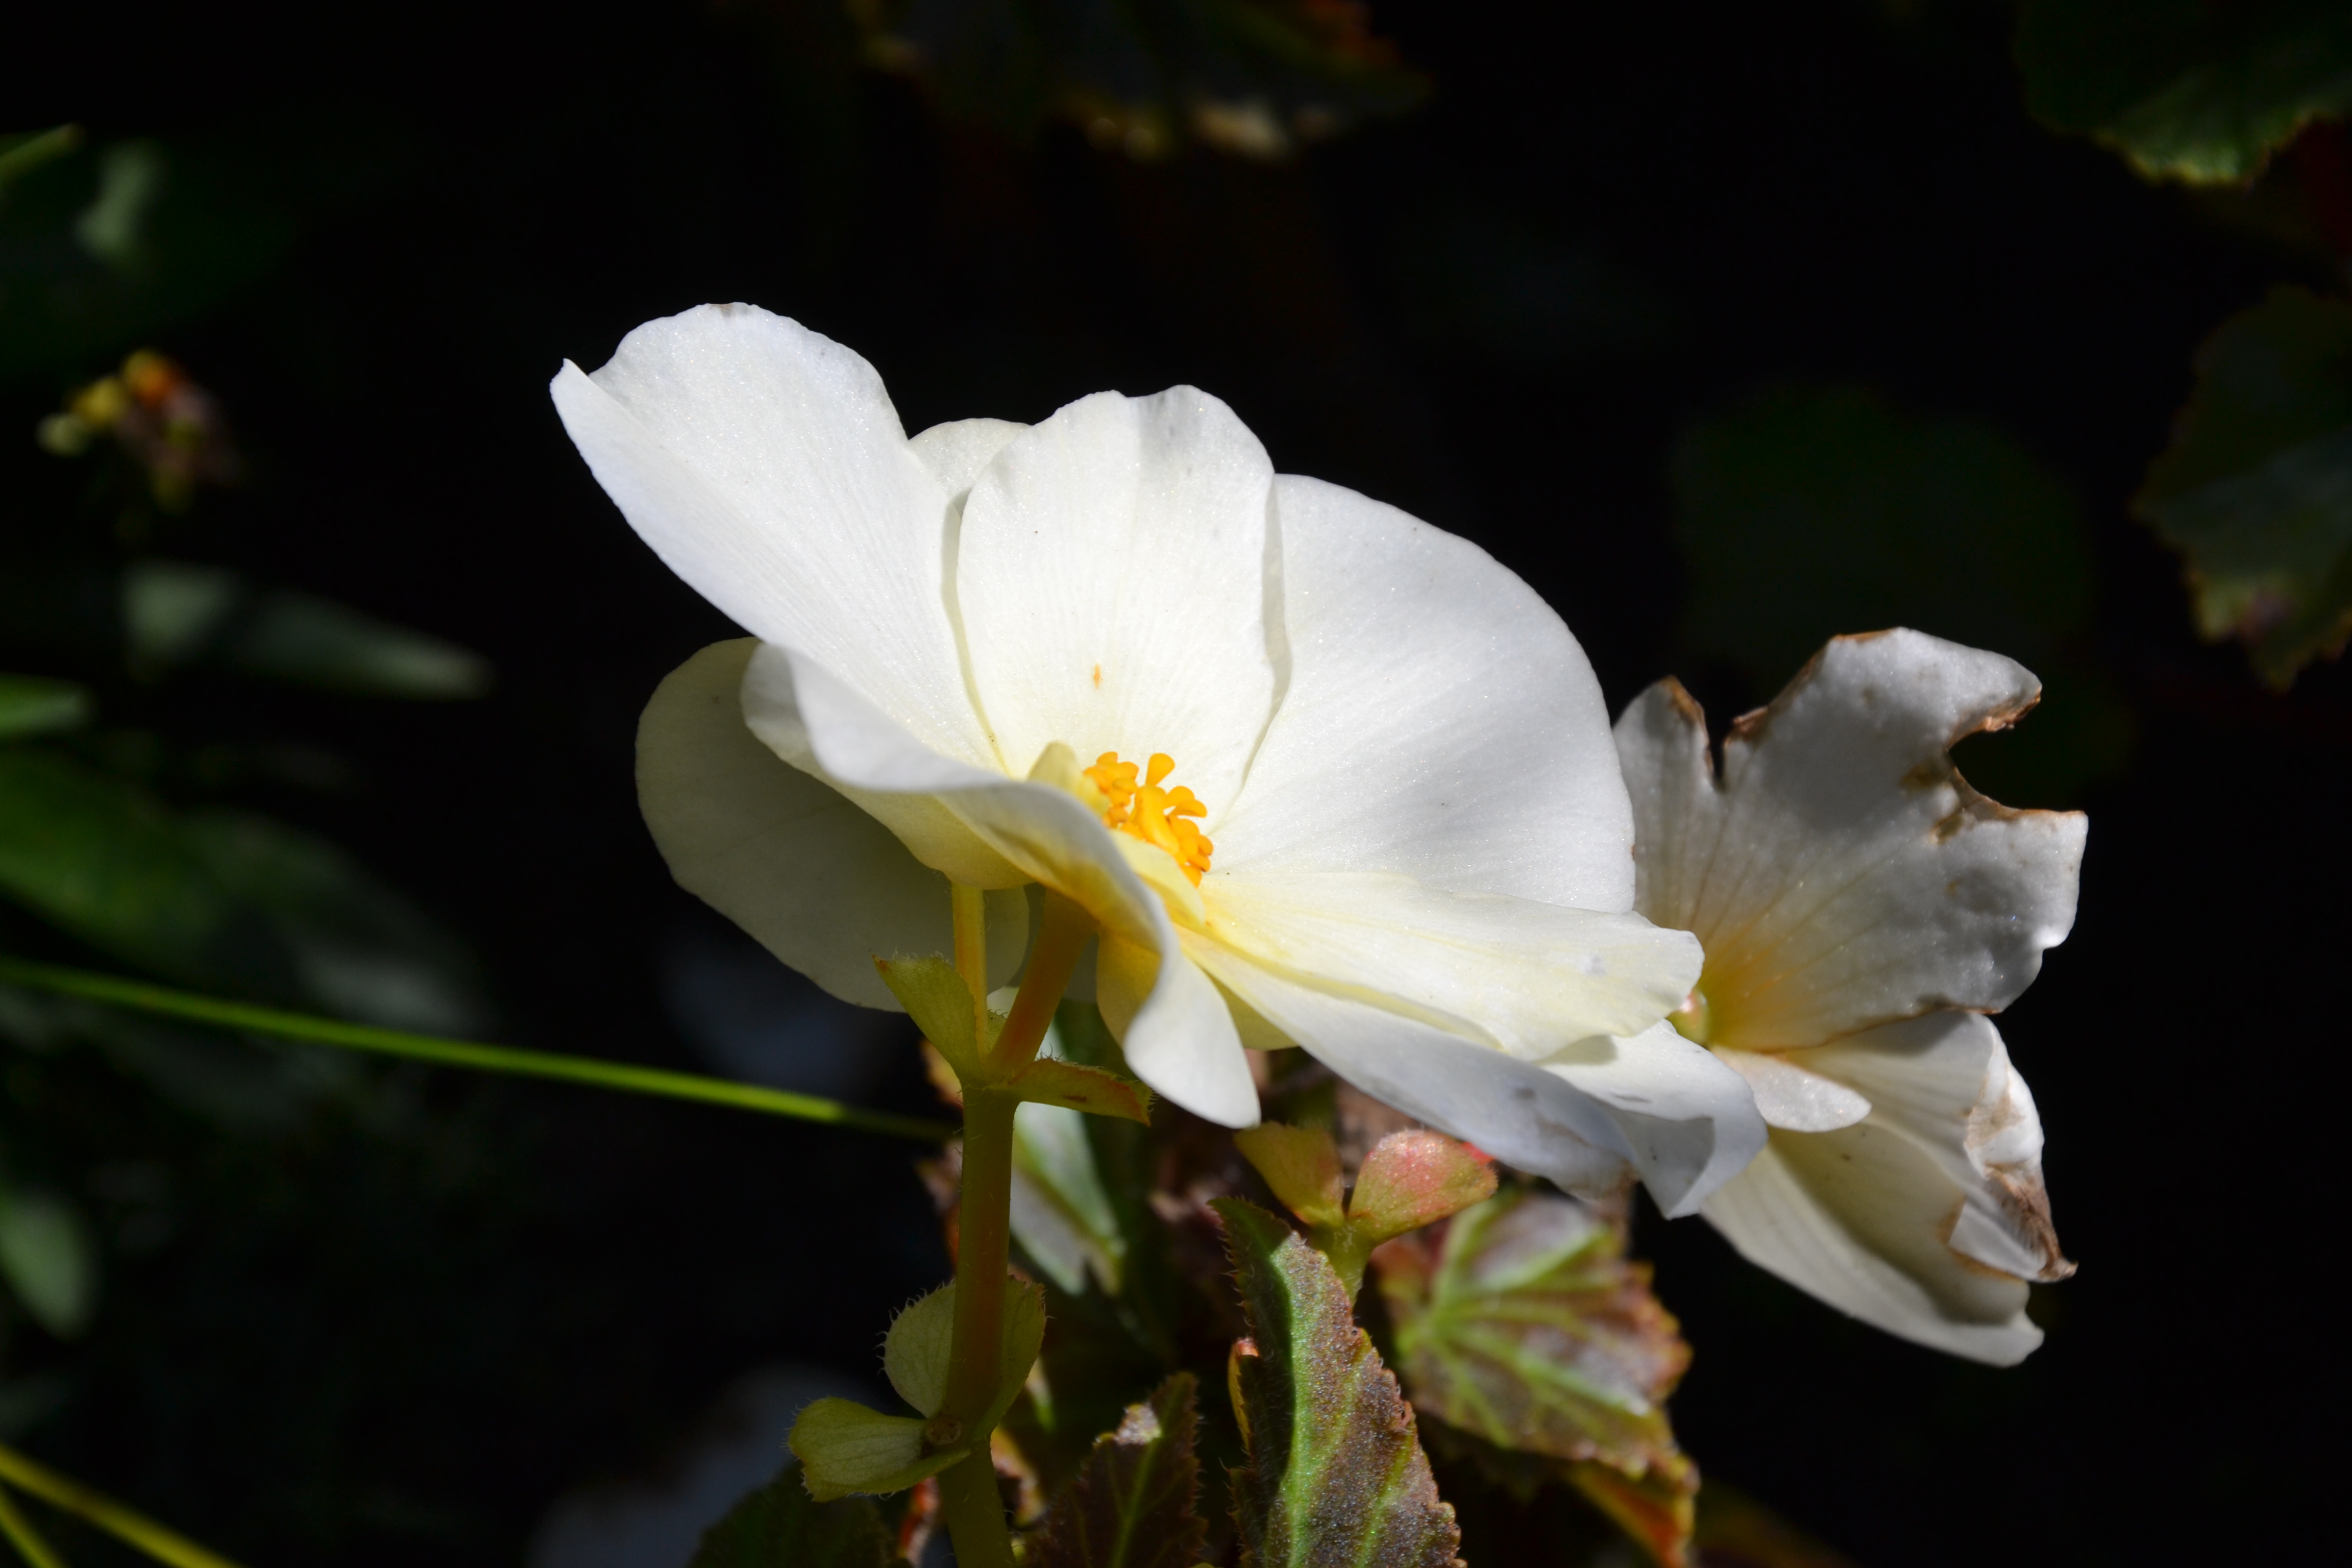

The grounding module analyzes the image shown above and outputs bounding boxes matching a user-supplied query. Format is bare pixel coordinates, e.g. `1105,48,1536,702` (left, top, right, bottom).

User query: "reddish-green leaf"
1346,1133,1497,1246
1032,1373,1208,1568
1375,1188,1694,1565
1216,1197,1463,1568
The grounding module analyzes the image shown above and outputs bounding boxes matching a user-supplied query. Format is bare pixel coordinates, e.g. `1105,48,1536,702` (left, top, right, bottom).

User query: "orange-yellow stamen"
1083,750,1214,885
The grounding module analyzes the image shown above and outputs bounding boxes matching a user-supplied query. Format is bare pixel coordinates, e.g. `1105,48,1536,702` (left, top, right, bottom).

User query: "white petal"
910,418,1028,498
1614,630,2087,1047
1200,869,1701,1056
954,389,1279,810
1714,1047,1872,1132
1100,932,1260,1127
551,306,994,769
743,643,1253,1123
636,641,1027,1008
1212,475,1634,912
1702,1125,2043,1366
1538,1022,1769,1216
1193,951,1762,1214
1797,1012,2070,1283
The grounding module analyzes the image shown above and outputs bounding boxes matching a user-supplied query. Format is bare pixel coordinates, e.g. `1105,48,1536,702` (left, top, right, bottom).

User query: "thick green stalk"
0,1446,246,1568
0,957,953,1142
935,887,1094,1568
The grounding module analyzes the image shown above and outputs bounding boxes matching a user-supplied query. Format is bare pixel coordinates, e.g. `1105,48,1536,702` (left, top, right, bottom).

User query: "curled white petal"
1615,630,2087,1046
1538,1021,1769,1216
1714,1047,1873,1132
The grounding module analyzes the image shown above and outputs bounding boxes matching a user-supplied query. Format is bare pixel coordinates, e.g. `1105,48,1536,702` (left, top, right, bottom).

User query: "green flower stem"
0,956,954,1143
936,887,1095,1568
0,1444,247,1568
0,1484,65,1568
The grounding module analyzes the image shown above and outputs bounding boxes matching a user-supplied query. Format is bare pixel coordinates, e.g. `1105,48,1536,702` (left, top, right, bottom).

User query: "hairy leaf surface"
1033,1373,1208,1568
1217,1197,1462,1568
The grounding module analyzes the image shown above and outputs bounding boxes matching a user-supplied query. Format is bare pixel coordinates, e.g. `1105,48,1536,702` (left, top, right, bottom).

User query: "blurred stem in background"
0,1441,247,1568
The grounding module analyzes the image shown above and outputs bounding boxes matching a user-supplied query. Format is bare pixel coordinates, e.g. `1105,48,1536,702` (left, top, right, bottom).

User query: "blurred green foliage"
1669,383,2129,802
2135,285,2352,687
686,1460,904,1566
2016,0,2352,184
852,0,1423,159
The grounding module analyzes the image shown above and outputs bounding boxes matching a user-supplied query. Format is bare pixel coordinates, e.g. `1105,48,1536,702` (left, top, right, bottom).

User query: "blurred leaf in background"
0,129,293,380
0,678,90,743
2135,284,2352,688
1669,383,2129,802
851,0,1424,159
0,1185,97,1339
2016,0,2352,184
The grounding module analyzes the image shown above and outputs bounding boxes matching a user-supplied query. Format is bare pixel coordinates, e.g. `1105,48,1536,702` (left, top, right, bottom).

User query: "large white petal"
1537,1021,1769,1216
1200,869,1701,1057
1194,950,1761,1214
1211,475,1634,912
1614,631,2087,1047
954,389,1279,810
551,306,994,769
743,643,1254,1123
1702,1123,2044,1366
636,641,1028,1008
1797,1012,2070,1283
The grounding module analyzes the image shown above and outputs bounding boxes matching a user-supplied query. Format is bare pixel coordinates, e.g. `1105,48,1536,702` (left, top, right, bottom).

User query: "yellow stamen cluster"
1083,751,1214,885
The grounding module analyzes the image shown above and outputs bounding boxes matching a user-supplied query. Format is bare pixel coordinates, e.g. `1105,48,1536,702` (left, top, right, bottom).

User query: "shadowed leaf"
1375,1188,1694,1564
2017,0,2352,184
1235,1123,1346,1227
689,1458,906,1567
1216,1196,1462,1568
1033,1373,1208,1568
0,676,91,742
2135,284,2352,685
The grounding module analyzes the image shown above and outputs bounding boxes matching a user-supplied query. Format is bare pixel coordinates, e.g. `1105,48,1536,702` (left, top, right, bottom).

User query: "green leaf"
1238,1126,1496,1297
2016,0,2352,184
789,1398,965,1502
1010,1058,1152,1123
1215,1196,1463,1568
877,1276,1046,1429
2135,284,2352,685
122,560,491,699
689,1459,906,1567
1032,1373,1207,1568
876,954,996,1082
1234,1124,1346,1229
1374,1188,1694,1553
0,677,91,742
0,1188,97,1338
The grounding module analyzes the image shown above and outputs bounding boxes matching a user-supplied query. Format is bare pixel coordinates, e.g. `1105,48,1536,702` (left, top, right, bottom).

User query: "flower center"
1083,751,1214,885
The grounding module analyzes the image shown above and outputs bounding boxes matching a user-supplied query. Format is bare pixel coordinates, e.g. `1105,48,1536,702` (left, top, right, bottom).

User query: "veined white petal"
551,307,993,769
1199,869,1701,1056
1195,951,1761,1213
1702,1124,2044,1366
1101,933,1259,1127
1212,475,1634,913
637,641,1028,1008
1537,1022,1769,1216
955,389,1279,813
909,418,1028,499
1798,1012,2070,1283
1614,631,2087,1047
1190,946,1633,1198
1714,1046,1872,1132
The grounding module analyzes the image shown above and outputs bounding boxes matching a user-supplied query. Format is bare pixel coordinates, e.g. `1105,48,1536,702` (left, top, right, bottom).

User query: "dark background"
3,1,2341,1563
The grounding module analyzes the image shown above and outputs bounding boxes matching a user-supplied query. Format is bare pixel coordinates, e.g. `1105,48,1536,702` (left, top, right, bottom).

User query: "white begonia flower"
1614,629,2083,1364
552,304,1767,1214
